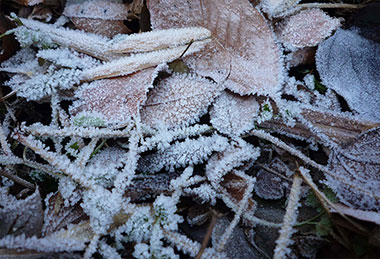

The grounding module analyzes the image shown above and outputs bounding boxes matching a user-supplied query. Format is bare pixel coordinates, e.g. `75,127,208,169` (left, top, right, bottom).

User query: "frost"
210,91,260,137
37,48,101,69
141,73,223,129
261,0,301,18
276,8,340,50
154,195,183,231
71,68,154,125
316,28,380,121
64,0,129,20
138,134,229,173
148,0,284,96
0,187,43,238
325,127,380,210
257,99,274,124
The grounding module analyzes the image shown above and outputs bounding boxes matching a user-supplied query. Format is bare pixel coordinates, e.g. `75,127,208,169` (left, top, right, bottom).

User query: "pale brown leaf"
64,0,130,38
332,203,380,225
71,68,154,125
276,8,340,49
148,0,284,96
141,73,223,128
210,91,259,136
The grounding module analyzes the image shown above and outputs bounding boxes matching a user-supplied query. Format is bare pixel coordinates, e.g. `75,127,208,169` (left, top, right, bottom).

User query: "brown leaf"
71,68,154,125
276,8,340,50
141,73,223,128
42,192,87,236
259,107,380,145
148,0,284,96
63,0,130,38
210,91,259,136
332,203,380,225
0,188,43,238
326,127,380,211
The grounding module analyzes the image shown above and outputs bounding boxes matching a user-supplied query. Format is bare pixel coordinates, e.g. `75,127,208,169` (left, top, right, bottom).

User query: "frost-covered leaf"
261,0,301,18
326,127,380,210
0,187,43,238
148,0,284,96
64,0,130,38
210,91,259,136
71,68,154,125
316,28,380,121
18,18,119,61
254,158,291,200
141,73,223,129
276,8,340,50
138,134,229,173
332,203,380,225
42,192,87,236
259,106,380,145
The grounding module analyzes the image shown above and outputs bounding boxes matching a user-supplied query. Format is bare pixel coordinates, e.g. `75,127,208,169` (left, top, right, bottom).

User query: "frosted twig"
216,176,254,252
163,230,201,258
0,167,35,189
274,173,302,259
0,124,11,155
83,234,100,259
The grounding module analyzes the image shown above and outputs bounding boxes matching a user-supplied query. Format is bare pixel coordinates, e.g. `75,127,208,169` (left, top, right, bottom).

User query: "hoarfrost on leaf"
210,91,260,137
275,8,340,50
141,73,223,129
148,0,284,96
325,126,380,211
316,28,380,121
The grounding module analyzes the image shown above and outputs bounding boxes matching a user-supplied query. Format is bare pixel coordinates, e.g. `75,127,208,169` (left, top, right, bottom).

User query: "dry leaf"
276,8,340,50
332,203,380,225
0,188,43,238
42,192,87,236
71,68,154,125
64,0,130,38
259,106,379,145
316,28,380,121
326,127,380,211
210,91,260,136
148,0,284,96
141,73,223,128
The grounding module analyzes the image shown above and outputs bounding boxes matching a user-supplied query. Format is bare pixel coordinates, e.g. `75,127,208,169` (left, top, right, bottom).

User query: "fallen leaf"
332,203,380,225
325,126,380,211
42,192,87,236
71,68,154,125
316,28,380,121
0,187,43,238
141,73,223,128
276,8,340,50
210,91,260,136
63,0,131,38
148,0,284,96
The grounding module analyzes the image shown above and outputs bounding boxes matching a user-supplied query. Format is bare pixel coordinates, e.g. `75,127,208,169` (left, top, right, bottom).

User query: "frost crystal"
138,134,229,173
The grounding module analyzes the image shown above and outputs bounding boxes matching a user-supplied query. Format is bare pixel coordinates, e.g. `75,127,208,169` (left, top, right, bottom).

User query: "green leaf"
315,214,332,237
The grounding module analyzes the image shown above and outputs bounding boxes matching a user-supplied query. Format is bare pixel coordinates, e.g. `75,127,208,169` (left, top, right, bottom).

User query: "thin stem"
298,3,364,9
0,168,35,189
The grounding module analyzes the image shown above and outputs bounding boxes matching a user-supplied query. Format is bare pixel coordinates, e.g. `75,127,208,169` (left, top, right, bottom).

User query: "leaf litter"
0,0,379,258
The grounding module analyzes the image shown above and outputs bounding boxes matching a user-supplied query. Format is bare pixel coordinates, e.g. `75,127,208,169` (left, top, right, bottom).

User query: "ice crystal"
138,134,229,173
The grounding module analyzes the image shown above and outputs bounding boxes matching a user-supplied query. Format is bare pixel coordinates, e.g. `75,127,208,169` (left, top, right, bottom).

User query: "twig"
195,209,221,259
298,3,364,9
0,168,35,189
